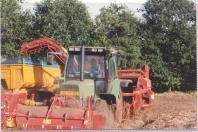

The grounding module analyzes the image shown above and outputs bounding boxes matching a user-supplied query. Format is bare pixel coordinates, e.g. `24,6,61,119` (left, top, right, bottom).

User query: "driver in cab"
89,58,104,93
89,58,102,78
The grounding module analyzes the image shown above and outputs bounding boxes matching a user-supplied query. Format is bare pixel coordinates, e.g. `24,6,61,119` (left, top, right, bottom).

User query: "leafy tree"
1,0,33,58
27,0,94,59
93,3,144,69
138,0,196,91
32,0,93,45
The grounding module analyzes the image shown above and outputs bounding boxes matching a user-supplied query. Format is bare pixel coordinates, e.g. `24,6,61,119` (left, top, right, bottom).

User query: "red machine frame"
118,65,154,119
13,94,103,130
20,37,68,71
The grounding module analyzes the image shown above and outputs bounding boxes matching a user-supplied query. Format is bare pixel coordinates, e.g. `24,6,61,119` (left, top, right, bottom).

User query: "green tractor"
47,45,124,124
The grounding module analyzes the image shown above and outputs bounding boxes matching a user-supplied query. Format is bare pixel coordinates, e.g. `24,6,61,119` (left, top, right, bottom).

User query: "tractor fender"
98,79,121,105
98,93,116,105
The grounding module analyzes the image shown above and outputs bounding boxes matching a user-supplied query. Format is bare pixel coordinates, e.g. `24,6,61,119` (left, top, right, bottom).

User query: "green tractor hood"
59,79,95,101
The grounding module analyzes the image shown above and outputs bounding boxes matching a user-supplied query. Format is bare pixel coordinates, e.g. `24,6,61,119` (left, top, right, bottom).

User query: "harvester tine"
27,110,31,120
63,113,67,122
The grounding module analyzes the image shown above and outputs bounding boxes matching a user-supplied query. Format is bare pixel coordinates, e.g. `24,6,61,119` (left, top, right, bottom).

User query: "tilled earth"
109,92,197,130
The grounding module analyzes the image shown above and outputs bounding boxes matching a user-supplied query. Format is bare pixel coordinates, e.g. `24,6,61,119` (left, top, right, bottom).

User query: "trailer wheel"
93,99,115,129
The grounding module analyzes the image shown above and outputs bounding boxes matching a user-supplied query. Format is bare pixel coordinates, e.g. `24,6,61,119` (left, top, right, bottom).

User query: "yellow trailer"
1,58,61,95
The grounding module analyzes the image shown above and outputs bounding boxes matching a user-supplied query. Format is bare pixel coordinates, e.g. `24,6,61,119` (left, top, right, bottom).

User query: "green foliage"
92,3,144,69
32,0,93,46
138,0,196,91
27,0,94,59
1,0,33,58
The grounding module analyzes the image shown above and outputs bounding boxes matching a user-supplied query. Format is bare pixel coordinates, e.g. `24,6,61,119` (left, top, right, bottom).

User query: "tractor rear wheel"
116,92,123,124
93,99,115,129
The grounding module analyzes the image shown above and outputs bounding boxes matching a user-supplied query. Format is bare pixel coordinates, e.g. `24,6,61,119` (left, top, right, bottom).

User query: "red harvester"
1,40,154,130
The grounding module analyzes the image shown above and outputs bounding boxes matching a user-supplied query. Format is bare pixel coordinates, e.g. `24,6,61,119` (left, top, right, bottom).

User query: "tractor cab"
64,46,122,94
65,46,106,93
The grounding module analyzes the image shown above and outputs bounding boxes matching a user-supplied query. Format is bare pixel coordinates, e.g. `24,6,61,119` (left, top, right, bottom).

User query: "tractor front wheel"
116,92,123,124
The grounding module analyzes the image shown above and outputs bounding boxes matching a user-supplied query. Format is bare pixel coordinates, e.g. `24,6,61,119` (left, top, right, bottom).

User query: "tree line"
1,0,196,92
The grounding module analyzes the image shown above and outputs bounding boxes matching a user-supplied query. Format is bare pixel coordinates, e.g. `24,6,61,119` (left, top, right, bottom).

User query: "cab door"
106,56,117,93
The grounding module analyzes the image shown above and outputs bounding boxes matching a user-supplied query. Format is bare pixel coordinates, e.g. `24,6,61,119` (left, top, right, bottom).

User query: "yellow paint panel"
1,70,11,88
13,68,23,89
1,64,61,90
60,91,79,96
43,119,51,125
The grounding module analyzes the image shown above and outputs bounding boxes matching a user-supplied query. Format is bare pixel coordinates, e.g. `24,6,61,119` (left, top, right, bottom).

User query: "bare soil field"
115,92,197,130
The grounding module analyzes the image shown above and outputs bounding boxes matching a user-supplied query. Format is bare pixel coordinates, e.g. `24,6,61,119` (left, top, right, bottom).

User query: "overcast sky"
20,0,147,19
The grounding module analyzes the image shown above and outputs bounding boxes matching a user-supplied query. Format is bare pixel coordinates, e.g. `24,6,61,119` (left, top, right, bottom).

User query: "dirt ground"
113,92,197,130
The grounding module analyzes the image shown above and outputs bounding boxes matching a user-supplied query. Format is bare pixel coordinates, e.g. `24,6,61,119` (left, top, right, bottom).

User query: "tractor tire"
93,99,115,129
117,92,123,124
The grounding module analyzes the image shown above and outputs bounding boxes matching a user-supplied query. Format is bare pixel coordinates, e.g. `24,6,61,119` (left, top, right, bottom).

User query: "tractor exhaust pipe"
80,45,85,81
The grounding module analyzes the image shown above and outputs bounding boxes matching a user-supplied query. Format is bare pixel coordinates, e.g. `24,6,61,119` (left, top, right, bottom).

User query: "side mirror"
47,54,54,65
